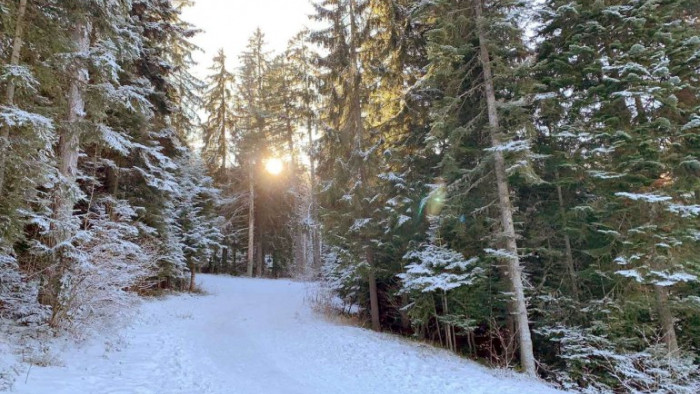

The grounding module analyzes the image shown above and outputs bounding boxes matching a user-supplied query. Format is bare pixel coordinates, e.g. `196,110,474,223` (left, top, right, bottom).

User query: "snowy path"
12,275,563,394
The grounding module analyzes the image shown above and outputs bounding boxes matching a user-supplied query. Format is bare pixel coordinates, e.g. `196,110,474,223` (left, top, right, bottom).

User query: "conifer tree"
312,0,389,331
201,49,236,181
285,29,322,273
418,0,538,375
169,0,204,144
236,28,272,277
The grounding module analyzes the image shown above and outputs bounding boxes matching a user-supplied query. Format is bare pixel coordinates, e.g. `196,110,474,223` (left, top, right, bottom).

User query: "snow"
10,275,563,394
615,192,672,203
484,140,530,153
589,170,625,179
616,269,644,283
668,204,700,217
396,214,412,227
682,115,700,130
349,217,371,231
0,106,53,130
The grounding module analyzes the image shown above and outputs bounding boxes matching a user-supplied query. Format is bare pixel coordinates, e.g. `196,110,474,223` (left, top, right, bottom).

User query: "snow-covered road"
13,275,563,393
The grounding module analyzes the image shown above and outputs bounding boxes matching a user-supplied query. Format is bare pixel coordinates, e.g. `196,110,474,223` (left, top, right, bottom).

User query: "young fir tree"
177,155,223,292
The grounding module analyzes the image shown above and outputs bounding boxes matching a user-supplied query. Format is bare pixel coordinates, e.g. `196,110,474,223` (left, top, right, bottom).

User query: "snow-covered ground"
9,275,564,393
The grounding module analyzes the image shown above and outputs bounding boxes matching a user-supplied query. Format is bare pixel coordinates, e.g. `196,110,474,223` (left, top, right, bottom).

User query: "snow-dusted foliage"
176,155,224,285
0,252,49,325
51,198,157,337
540,325,700,393
399,244,482,293
320,246,363,307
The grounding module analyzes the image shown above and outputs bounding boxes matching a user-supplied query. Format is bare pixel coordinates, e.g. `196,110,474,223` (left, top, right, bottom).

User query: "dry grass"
305,285,366,328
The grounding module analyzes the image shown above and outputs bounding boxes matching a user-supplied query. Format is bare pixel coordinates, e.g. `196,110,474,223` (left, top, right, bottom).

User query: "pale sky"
181,0,317,80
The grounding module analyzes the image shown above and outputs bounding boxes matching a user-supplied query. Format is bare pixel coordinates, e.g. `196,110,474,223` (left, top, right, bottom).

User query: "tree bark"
0,0,29,195
247,165,256,277
474,0,536,377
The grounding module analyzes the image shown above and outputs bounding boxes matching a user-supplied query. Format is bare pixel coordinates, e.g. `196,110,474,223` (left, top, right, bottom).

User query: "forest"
1,0,699,392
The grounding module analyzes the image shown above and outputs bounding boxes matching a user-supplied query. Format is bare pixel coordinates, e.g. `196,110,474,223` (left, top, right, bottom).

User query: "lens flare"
419,181,447,217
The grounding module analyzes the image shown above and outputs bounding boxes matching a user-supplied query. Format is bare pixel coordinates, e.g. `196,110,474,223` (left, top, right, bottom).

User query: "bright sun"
264,158,284,176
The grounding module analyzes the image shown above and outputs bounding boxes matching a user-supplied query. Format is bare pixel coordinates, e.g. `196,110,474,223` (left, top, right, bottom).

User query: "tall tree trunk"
474,0,536,377
655,285,679,355
188,262,196,292
555,169,579,301
255,233,263,277
348,0,380,332
400,292,411,331
220,246,228,274
45,19,92,327
247,165,256,277
367,248,381,332
443,292,453,352
0,0,29,195
308,118,321,272
285,103,305,275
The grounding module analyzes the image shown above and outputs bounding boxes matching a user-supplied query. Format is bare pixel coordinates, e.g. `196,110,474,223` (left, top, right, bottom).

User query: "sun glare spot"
265,158,284,176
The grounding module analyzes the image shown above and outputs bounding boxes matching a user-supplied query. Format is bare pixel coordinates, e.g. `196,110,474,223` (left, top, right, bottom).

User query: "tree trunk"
366,249,381,332
188,263,196,292
400,293,411,331
474,0,536,377
555,169,579,301
0,0,29,195
255,234,263,277
220,246,228,274
655,285,679,355
443,292,454,352
308,119,321,272
247,165,255,277
285,105,305,276
45,19,92,327
347,0,380,333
